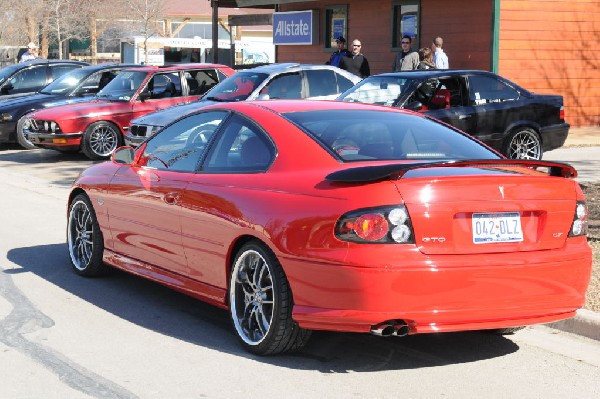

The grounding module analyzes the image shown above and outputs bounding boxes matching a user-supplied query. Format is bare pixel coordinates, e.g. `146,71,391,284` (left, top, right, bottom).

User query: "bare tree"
45,0,89,58
126,0,167,63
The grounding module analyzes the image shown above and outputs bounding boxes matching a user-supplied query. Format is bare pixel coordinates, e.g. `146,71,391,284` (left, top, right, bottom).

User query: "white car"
125,63,361,146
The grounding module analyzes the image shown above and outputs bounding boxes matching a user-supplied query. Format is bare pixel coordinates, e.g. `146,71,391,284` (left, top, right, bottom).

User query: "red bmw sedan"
67,100,592,355
23,63,234,159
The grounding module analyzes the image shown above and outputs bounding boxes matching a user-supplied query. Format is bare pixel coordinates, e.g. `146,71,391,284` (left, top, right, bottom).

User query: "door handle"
458,115,472,120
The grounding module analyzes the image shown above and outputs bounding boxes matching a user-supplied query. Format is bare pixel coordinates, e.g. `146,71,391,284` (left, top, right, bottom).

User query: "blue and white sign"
273,10,318,45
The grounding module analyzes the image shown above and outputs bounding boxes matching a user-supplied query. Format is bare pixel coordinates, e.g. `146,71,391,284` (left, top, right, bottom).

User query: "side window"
185,69,219,95
468,75,519,105
336,73,355,92
147,72,182,99
306,69,338,97
265,73,302,99
141,111,228,172
9,66,47,90
204,114,275,172
413,77,465,110
50,64,82,79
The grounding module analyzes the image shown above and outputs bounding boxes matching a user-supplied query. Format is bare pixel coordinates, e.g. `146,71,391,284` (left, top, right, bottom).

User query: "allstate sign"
273,11,318,45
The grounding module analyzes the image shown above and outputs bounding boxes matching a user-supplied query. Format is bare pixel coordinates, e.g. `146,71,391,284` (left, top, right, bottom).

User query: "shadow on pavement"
6,243,519,371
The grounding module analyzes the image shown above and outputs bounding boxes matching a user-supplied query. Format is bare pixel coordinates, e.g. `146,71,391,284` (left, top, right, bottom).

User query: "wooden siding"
498,0,600,126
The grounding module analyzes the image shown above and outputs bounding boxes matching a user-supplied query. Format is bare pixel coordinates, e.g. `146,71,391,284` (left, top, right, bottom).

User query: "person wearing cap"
20,42,39,63
326,36,351,68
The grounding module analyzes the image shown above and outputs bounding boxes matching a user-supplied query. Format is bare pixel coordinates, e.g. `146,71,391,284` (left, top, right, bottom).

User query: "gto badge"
422,237,446,243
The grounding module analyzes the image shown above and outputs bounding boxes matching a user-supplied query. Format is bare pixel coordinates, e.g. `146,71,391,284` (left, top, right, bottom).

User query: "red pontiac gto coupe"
23,63,234,160
67,100,592,355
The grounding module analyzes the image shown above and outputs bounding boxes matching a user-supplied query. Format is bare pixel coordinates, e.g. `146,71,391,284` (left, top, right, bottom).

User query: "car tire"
81,121,122,160
67,193,109,276
229,240,312,355
16,115,36,150
503,128,542,160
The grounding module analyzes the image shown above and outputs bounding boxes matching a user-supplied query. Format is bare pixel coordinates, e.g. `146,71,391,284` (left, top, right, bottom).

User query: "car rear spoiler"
325,159,577,183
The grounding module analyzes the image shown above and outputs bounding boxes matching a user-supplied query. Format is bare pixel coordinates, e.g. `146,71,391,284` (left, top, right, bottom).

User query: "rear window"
283,110,500,161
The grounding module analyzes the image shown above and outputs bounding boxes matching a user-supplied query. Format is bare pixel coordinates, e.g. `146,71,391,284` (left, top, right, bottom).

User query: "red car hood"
29,99,128,120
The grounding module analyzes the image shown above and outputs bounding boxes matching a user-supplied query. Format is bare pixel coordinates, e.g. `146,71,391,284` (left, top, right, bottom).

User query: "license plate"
472,212,523,244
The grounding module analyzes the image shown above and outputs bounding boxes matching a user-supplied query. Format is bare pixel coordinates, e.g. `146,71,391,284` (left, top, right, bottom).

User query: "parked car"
125,63,361,146
0,59,88,97
23,63,234,159
0,63,139,149
67,100,591,355
337,70,569,160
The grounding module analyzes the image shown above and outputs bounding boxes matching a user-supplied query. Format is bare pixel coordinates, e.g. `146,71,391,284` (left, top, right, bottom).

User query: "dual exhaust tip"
370,319,410,337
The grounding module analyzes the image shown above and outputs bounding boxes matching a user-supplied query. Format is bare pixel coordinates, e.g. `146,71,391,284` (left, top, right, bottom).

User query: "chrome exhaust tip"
370,320,409,337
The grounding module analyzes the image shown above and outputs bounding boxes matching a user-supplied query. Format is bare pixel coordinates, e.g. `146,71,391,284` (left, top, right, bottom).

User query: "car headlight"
1,113,13,122
335,205,414,244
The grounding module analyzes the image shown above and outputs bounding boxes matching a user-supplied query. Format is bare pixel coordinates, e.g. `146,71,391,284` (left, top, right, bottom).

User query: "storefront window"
324,5,348,49
392,1,420,49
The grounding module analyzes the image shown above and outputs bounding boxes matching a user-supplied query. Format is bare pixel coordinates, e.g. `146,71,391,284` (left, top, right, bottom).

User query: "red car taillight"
560,105,565,120
569,200,588,237
335,205,414,244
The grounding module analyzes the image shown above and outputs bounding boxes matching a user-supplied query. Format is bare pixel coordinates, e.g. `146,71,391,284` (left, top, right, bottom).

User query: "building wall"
498,0,600,127
420,0,492,70
276,0,599,127
277,0,493,75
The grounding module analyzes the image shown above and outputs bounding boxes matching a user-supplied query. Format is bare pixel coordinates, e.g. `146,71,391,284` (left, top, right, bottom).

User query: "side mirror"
1,83,14,94
111,146,135,165
404,101,423,111
138,91,151,102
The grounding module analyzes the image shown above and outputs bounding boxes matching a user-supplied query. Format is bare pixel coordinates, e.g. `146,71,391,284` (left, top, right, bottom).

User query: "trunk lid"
394,167,577,255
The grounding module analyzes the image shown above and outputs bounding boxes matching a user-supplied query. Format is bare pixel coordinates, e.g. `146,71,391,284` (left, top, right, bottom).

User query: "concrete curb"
545,309,600,341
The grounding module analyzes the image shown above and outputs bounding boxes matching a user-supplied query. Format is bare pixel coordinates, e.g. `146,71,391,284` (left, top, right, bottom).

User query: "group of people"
328,35,449,78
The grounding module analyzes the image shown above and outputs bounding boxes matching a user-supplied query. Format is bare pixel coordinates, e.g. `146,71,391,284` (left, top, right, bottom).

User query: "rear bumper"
541,122,569,151
285,238,592,334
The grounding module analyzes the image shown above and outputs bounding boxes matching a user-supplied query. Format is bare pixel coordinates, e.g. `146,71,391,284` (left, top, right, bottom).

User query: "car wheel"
81,121,122,160
16,115,36,150
67,194,108,276
503,128,542,160
229,241,311,355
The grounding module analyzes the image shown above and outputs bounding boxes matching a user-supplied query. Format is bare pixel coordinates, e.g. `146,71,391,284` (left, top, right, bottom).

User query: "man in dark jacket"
339,39,370,78
327,36,351,67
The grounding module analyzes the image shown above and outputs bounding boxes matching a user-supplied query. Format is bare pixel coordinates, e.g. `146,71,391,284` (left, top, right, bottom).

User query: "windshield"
283,110,500,162
96,70,147,101
0,64,23,85
40,68,91,95
338,76,416,106
204,72,268,102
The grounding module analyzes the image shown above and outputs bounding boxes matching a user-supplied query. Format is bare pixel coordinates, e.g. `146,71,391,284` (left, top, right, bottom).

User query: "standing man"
339,39,370,78
327,36,351,67
392,35,419,71
19,42,38,63
432,36,449,69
